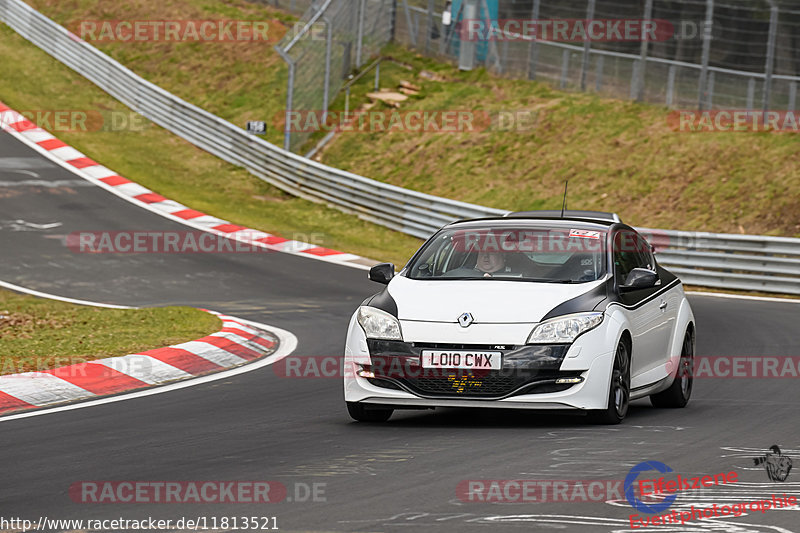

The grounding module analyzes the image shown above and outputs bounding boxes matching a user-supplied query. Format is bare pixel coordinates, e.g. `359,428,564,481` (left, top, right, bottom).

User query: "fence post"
706,71,715,109
630,61,640,99
595,54,604,91
789,82,797,112
746,78,755,109
500,39,509,74
286,60,295,150
442,0,462,55
425,0,435,54
580,0,596,92
356,0,366,68
762,2,778,116
275,46,295,152
459,0,478,70
322,16,332,123
634,0,653,101
342,41,352,78
391,0,398,42
527,0,540,80
440,1,451,54
697,0,714,110
480,0,502,72
666,64,676,106
560,49,570,89
402,0,417,46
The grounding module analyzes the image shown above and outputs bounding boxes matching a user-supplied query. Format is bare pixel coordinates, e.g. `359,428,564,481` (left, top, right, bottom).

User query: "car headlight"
527,312,604,344
357,306,403,340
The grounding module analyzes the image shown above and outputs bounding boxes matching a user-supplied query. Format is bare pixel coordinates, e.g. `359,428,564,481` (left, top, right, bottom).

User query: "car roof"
445,213,621,231
504,210,621,224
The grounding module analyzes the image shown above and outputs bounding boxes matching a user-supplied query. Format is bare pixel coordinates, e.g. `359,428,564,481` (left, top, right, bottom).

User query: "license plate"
421,350,502,370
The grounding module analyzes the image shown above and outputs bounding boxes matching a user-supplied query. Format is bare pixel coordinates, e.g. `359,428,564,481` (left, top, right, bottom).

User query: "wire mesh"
275,0,395,151
275,0,799,152
390,0,799,113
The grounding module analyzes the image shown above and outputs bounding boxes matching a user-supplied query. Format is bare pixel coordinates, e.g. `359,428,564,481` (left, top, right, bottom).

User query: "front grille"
398,369,578,398
367,377,403,390
365,340,579,399
413,342,514,351
412,372,520,396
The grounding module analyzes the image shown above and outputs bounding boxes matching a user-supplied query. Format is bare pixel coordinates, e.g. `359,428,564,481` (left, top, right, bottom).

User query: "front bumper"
364,340,580,399
344,315,616,410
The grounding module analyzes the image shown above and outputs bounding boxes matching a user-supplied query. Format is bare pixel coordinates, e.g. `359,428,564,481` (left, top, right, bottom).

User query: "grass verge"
0,7,424,266
318,44,800,238
6,0,799,275
0,289,221,375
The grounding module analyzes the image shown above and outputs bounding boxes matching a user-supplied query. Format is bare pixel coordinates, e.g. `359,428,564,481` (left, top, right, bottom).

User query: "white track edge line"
0,282,298,423
686,291,800,304
1,126,372,271
0,279,135,309
6,126,797,304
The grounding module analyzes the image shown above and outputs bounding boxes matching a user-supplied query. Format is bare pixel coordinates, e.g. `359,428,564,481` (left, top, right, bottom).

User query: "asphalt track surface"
1,128,799,533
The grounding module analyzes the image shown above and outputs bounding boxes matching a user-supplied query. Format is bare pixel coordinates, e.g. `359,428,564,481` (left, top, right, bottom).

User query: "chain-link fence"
259,0,317,16
274,0,394,151
274,0,799,153
395,0,800,112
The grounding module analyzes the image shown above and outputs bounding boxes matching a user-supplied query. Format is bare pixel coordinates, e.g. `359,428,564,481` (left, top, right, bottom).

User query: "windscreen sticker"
570,229,601,240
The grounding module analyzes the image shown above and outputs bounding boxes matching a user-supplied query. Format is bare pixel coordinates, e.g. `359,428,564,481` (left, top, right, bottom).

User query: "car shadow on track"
348,401,676,429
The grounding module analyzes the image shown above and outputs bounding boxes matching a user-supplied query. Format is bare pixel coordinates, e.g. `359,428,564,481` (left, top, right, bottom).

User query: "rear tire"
650,329,694,408
589,339,631,425
346,402,393,422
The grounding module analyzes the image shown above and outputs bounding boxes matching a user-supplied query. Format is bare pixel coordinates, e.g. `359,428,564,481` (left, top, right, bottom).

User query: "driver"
476,251,505,274
475,250,517,277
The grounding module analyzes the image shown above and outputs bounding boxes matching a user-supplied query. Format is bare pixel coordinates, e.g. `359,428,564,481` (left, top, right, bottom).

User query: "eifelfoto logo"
624,461,677,514
754,445,793,482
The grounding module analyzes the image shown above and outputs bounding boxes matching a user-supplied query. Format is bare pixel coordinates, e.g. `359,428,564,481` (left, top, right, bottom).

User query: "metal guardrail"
636,229,800,295
1,0,799,295
0,0,499,241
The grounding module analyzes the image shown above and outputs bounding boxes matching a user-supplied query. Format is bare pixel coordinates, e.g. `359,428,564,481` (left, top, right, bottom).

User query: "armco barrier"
638,229,800,295
1,0,798,295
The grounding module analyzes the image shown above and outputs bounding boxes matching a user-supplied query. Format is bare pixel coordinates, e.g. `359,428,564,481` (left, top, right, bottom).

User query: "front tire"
650,329,694,408
346,402,393,422
589,339,631,425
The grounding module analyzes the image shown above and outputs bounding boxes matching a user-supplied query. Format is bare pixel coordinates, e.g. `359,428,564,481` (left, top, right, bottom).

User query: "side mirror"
369,263,395,285
620,268,659,292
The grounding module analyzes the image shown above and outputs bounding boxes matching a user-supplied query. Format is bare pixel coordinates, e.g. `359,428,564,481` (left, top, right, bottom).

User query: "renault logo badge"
458,312,474,328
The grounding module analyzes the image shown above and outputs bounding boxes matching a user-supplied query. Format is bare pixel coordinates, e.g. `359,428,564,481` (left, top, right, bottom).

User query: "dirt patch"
0,311,69,340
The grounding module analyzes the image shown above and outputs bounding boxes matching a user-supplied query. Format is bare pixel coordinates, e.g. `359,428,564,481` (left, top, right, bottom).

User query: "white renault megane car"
344,211,695,424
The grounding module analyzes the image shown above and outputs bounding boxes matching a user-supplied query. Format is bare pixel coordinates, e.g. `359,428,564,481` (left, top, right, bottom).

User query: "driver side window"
613,231,652,283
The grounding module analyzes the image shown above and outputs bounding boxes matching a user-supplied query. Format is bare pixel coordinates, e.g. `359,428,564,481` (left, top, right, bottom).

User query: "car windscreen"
406,225,607,282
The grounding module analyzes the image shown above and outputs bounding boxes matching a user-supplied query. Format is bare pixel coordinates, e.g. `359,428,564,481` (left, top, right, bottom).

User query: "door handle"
659,301,668,310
